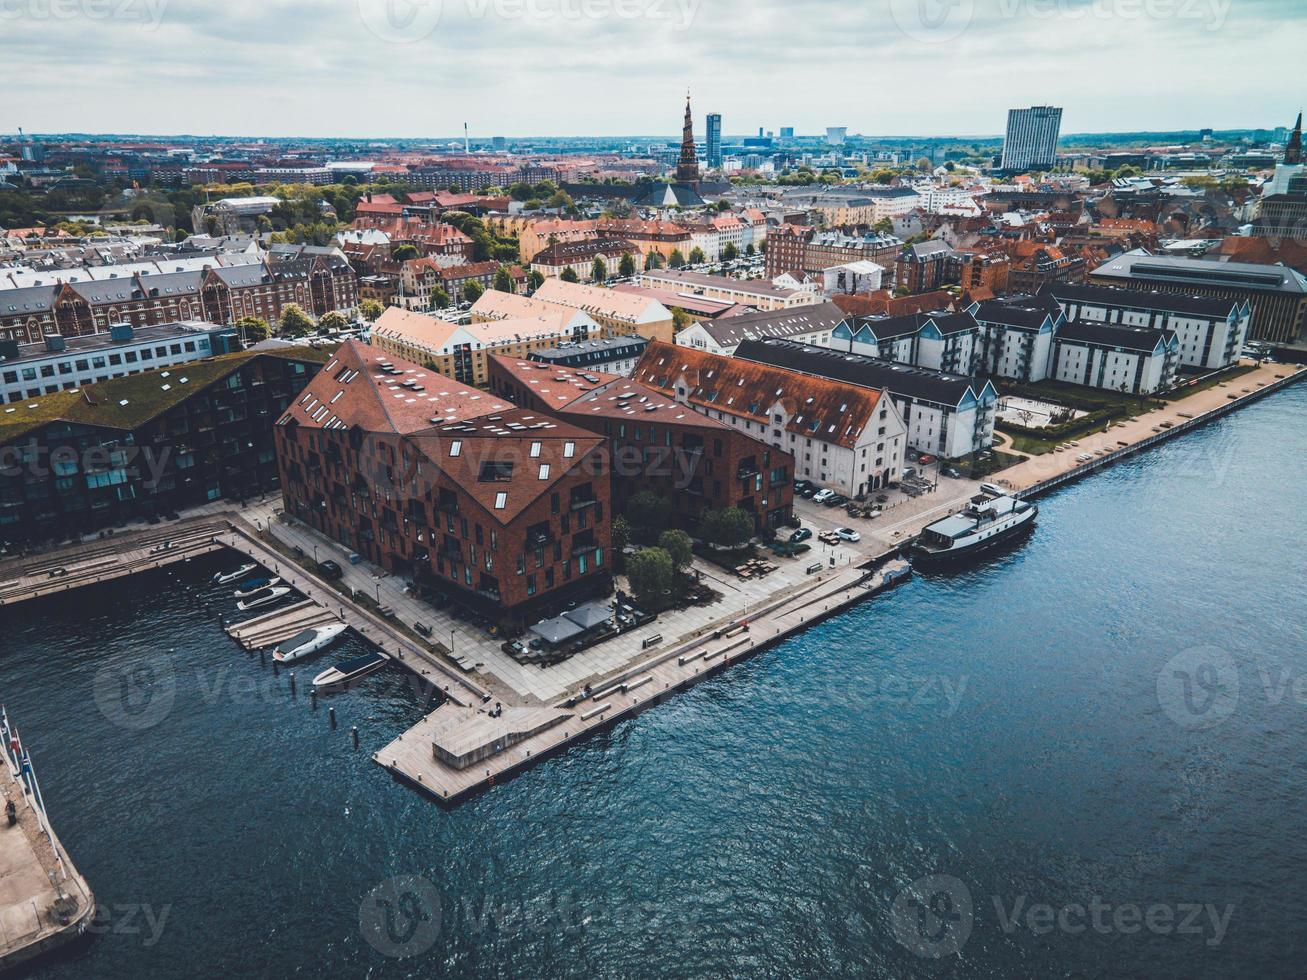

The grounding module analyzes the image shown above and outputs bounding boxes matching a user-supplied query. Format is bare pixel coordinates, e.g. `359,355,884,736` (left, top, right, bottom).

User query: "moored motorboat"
312,650,390,692
272,622,350,663
235,586,291,611
911,491,1038,568
233,576,281,598
214,563,257,585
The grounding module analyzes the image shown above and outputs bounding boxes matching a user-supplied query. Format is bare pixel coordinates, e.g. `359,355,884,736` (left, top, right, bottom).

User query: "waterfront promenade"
0,357,1300,806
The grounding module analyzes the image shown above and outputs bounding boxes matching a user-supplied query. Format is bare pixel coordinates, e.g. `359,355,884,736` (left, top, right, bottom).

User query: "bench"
641,634,663,649
579,702,612,722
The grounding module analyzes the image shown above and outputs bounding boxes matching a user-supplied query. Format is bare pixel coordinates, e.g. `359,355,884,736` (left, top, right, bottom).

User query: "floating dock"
224,599,343,650
0,710,94,972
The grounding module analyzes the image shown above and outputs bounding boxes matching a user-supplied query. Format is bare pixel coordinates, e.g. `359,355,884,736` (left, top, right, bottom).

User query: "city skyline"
4,0,1303,138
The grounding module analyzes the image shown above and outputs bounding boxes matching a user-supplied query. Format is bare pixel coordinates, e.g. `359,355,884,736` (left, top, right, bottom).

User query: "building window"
494,492,507,509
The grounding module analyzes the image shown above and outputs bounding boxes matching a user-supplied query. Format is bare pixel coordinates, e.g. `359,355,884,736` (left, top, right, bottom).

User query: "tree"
658,529,693,572
688,246,706,265
670,307,693,332
318,310,349,334
669,249,686,269
462,280,484,304
494,266,515,293
645,250,665,270
722,243,738,261
392,243,419,261
744,243,755,257
591,257,607,283
430,287,451,309
612,516,631,555
618,252,636,278
279,304,316,338
359,298,384,322
560,267,580,283
715,199,732,212
235,315,270,343
628,490,672,543
698,507,754,548
626,547,674,608
546,190,574,210
527,269,545,291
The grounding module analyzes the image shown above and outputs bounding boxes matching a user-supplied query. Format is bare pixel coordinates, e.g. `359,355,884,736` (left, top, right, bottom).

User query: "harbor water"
1,382,1305,978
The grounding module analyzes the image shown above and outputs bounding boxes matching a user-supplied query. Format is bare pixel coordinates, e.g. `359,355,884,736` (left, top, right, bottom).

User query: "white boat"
312,650,390,692
233,577,281,599
912,492,1038,568
235,586,291,611
214,563,257,585
272,622,349,663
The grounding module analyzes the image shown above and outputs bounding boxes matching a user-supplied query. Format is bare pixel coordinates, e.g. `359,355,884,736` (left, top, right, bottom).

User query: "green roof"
0,345,334,442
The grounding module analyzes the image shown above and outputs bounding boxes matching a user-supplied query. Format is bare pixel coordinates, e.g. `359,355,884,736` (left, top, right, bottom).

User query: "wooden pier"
0,517,228,607
0,713,95,972
224,599,342,650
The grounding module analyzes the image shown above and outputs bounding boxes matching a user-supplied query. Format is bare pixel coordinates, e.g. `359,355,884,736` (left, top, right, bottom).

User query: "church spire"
675,90,701,187
1286,109,1303,165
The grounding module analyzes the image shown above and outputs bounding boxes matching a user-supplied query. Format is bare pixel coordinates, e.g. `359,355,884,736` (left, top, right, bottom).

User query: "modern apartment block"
830,311,981,375
969,295,1064,382
1049,321,1180,394
1089,251,1307,345
0,346,328,541
1000,106,1063,171
274,341,613,623
486,356,795,534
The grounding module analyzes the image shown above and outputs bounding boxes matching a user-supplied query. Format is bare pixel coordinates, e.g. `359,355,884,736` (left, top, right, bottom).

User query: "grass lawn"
1160,363,1258,401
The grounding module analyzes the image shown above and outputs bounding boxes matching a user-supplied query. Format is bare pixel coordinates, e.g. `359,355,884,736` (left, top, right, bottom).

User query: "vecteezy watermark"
86,902,172,948
0,0,169,29
0,442,172,491
360,875,443,958
891,875,1234,956
865,673,970,717
92,656,177,731
890,874,974,958
888,0,1231,43
1156,646,1239,730
357,0,698,43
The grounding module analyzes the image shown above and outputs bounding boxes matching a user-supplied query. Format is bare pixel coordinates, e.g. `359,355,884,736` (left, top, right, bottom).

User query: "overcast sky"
5,0,1302,139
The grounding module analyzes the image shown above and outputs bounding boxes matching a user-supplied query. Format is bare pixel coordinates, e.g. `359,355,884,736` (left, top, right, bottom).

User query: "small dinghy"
312,650,390,693
214,563,257,585
272,622,350,663
235,586,290,611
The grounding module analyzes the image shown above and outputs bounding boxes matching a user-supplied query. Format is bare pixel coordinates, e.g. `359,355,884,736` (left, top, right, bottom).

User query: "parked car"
941,466,963,479
801,485,820,498
317,559,344,580
794,479,814,494
812,488,835,503
823,493,848,508
918,454,936,465
790,527,812,543
835,527,861,542
980,482,1005,497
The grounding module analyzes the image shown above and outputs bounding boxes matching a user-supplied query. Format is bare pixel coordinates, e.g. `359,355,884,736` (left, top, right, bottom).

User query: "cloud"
3,0,1300,136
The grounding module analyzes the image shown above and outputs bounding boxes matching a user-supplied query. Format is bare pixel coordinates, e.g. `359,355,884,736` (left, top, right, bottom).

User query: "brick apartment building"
487,356,795,534
274,341,613,623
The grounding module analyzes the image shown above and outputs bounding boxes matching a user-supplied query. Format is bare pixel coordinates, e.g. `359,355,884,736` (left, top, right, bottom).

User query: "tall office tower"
826,126,847,145
780,127,794,139
706,112,722,169
1000,106,1063,171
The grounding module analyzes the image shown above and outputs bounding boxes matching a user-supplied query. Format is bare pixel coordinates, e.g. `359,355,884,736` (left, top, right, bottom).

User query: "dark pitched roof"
854,310,978,339
1057,319,1175,353
691,301,847,348
971,294,1061,330
734,337,988,409
1045,281,1243,319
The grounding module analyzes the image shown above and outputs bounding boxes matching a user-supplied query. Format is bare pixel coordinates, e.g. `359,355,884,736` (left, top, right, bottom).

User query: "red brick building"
487,356,795,534
274,341,613,623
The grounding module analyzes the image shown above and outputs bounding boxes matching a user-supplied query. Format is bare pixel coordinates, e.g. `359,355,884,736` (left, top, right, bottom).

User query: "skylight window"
494,492,507,509
449,441,462,456
538,464,550,480
529,441,541,458
563,441,575,458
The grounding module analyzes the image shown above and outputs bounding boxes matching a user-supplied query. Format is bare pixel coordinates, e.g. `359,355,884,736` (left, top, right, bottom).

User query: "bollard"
289,672,296,695
310,689,317,710
273,661,280,677
328,706,337,729
351,726,359,750
259,650,265,665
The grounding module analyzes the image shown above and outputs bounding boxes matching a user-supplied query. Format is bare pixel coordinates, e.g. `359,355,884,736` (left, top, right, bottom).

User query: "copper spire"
675,90,700,186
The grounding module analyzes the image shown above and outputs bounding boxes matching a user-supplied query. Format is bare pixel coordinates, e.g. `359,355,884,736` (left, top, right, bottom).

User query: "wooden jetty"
224,600,342,650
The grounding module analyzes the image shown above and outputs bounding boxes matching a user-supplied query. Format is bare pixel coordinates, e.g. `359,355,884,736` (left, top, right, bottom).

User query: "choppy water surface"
3,384,1305,979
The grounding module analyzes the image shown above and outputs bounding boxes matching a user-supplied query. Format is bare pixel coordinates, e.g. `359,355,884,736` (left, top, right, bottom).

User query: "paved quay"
0,717,95,972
